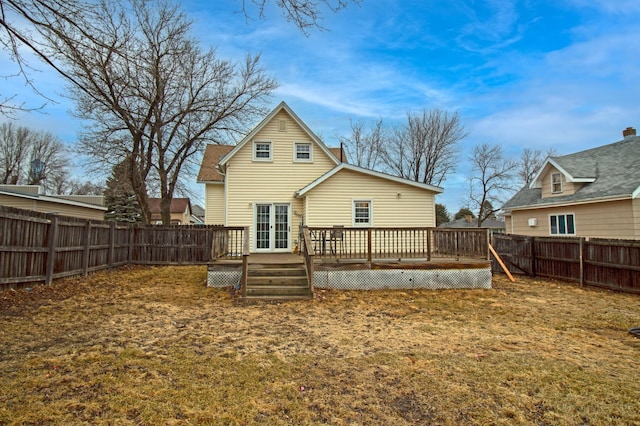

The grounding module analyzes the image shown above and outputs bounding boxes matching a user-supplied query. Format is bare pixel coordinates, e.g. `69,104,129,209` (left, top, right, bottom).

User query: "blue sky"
2,0,640,213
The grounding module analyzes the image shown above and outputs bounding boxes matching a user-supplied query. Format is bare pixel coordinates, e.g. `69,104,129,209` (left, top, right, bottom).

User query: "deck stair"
244,262,312,300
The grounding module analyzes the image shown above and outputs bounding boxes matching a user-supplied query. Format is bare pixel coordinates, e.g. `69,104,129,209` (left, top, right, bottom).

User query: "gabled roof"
439,217,505,229
295,163,443,197
529,158,596,189
197,144,234,183
504,135,640,211
218,101,340,168
148,198,191,214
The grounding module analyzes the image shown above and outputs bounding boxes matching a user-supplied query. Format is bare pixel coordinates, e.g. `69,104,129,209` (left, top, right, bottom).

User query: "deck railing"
431,228,490,260
210,226,247,260
301,227,315,288
306,226,489,261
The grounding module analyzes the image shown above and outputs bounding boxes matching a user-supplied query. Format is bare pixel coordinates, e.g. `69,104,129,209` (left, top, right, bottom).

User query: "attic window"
253,141,272,161
294,142,312,162
551,173,562,193
279,120,287,132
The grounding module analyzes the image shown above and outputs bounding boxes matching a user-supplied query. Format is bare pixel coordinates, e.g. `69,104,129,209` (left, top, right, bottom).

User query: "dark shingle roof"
503,135,640,210
197,145,234,182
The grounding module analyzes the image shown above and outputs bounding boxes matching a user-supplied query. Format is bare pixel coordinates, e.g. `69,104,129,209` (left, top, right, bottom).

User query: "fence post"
529,236,536,277
108,221,115,270
82,221,91,276
45,215,59,285
486,229,491,261
579,237,585,286
128,225,134,264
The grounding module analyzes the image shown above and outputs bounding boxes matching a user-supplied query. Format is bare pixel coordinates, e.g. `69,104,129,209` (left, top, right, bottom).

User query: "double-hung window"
549,213,575,235
551,173,562,193
294,143,312,162
353,200,372,226
253,141,272,161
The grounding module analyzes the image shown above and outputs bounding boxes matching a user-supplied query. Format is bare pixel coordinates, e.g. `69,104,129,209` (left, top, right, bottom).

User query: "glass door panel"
256,204,271,249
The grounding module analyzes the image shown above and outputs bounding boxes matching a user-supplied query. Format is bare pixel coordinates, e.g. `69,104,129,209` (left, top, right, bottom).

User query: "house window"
549,213,575,235
253,141,272,161
294,143,312,162
551,173,562,193
353,200,372,226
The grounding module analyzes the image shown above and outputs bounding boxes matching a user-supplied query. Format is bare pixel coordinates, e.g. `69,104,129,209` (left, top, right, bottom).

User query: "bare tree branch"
383,108,466,186
338,117,385,169
518,147,558,186
241,0,361,35
468,142,517,226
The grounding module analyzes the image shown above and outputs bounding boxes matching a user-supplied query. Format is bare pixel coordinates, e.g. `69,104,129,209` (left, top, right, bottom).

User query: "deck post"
367,228,372,262
427,228,432,261
241,226,250,296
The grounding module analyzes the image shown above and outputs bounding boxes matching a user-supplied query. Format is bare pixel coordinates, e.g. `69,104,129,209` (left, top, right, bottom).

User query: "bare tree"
0,122,69,190
518,147,558,186
241,0,361,34
468,143,517,227
338,118,385,169
383,108,466,186
1,0,359,115
39,0,277,224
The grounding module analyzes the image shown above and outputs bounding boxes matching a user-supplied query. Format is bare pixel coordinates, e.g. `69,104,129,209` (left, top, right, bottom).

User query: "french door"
255,203,291,252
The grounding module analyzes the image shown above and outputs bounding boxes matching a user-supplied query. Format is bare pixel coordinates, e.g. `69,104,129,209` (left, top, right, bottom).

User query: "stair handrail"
302,226,315,292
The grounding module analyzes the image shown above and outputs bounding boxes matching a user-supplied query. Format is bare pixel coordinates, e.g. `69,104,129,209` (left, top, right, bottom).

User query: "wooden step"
243,262,311,300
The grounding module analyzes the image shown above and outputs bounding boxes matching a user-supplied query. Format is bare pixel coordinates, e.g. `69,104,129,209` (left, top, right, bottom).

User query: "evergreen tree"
435,203,450,226
104,160,141,223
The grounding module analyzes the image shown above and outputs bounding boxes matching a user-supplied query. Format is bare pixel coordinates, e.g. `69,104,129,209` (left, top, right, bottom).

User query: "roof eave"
505,194,633,211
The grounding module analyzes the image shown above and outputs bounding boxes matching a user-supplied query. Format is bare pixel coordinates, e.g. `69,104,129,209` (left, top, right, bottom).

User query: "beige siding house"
502,127,640,239
0,185,106,220
197,102,442,253
148,198,195,224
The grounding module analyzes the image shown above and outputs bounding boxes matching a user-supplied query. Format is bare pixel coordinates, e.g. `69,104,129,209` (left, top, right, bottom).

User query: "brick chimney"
623,127,636,139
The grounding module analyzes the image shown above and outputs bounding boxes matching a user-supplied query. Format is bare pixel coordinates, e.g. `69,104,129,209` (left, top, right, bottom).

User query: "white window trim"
352,199,373,227
551,172,562,194
293,142,313,162
548,212,576,236
253,140,272,162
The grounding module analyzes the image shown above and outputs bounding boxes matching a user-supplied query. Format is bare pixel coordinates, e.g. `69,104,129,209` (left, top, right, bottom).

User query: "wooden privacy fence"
491,233,640,294
0,206,246,290
306,226,489,261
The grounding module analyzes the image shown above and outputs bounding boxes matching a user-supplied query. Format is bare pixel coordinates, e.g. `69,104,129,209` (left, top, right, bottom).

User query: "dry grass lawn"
1,266,639,425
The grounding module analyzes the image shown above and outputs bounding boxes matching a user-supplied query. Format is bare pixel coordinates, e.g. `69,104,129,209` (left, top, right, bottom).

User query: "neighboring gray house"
439,215,505,235
502,127,640,239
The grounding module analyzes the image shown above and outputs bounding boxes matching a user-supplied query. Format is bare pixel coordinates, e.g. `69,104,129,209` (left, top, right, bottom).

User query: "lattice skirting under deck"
313,267,492,290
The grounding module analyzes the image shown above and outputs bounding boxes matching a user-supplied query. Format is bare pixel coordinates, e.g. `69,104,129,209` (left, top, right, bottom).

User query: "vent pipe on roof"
340,142,343,162
623,127,636,139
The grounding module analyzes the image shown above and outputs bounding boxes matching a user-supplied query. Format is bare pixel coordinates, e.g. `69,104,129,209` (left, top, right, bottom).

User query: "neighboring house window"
549,214,575,235
551,173,562,193
353,200,372,226
253,141,272,161
294,143,312,162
